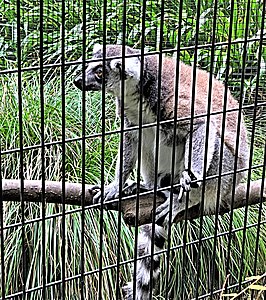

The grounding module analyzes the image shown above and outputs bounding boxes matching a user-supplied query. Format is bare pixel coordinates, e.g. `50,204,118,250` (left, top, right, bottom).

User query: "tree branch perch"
1,179,265,226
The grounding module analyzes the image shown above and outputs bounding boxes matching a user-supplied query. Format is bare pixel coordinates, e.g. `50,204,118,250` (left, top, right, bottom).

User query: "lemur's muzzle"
74,76,101,91
73,76,84,90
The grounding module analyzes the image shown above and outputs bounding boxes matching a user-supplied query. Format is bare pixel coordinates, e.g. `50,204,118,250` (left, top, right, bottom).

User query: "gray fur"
74,44,249,299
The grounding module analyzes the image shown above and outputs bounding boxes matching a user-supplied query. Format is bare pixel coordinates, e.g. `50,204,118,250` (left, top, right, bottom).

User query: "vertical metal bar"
0,0,5,281
209,0,235,297
166,3,184,295
191,1,222,299
239,0,265,293
179,5,201,299
132,1,146,298
203,0,220,298
39,0,46,298
149,1,165,299
80,0,87,298
0,3,5,292
224,0,240,288
115,1,127,299
231,0,251,292
61,0,66,297
176,0,190,297
186,0,201,297
98,1,107,298
16,0,26,297
251,3,266,286
0,140,4,300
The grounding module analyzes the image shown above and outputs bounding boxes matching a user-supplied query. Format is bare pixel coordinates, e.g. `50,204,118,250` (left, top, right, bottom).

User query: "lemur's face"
74,44,141,95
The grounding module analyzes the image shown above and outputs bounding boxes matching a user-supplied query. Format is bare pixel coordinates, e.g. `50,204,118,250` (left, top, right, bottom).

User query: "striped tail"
123,224,167,300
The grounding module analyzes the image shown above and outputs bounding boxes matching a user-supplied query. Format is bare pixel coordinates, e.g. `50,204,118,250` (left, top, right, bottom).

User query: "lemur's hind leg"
123,224,167,300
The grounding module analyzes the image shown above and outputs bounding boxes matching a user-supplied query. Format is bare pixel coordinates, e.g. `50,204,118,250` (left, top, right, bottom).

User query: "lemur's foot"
122,180,150,195
122,283,133,300
92,180,151,208
155,170,198,226
155,193,180,227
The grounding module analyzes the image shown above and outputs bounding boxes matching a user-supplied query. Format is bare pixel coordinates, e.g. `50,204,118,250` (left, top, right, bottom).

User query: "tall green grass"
0,0,265,299
0,74,133,299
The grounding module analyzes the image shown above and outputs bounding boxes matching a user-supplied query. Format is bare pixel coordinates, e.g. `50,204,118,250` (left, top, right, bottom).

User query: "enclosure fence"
0,0,266,299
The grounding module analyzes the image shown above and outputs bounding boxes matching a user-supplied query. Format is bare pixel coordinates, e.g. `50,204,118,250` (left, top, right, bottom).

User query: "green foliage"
1,75,132,299
0,0,265,299
1,0,265,79
0,74,119,182
161,208,266,298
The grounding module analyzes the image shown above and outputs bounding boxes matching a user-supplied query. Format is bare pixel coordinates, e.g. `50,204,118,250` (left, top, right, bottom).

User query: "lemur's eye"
95,68,103,79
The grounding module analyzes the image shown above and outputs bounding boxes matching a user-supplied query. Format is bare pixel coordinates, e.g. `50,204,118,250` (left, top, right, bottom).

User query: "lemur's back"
145,54,248,172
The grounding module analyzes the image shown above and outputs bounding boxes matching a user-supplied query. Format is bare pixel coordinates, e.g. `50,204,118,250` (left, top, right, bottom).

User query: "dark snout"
73,76,83,90
74,75,101,91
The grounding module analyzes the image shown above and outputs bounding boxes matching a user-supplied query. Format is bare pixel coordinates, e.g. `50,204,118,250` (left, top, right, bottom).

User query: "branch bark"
1,179,265,226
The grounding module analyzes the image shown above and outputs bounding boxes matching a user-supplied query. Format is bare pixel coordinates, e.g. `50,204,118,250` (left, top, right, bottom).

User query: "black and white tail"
123,224,167,300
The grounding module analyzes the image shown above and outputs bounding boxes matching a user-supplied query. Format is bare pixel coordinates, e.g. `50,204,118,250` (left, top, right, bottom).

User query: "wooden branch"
1,180,95,206
1,179,265,226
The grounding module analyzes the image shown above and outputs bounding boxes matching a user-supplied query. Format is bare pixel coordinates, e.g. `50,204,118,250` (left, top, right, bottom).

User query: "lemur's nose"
74,76,82,90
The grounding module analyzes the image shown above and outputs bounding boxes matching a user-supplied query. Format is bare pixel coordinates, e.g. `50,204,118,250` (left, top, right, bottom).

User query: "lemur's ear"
110,57,141,79
110,59,122,70
93,43,102,54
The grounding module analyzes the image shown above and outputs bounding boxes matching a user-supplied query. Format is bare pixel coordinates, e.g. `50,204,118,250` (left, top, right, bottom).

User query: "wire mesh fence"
0,0,266,299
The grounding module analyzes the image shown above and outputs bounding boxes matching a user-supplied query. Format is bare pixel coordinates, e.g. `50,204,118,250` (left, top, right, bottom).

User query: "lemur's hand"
92,180,151,208
92,182,120,207
178,170,199,200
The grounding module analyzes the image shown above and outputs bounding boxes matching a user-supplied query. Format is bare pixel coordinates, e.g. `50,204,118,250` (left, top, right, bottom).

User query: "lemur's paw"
180,170,192,192
122,180,150,196
182,170,199,189
92,182,119,208
178,170,199,201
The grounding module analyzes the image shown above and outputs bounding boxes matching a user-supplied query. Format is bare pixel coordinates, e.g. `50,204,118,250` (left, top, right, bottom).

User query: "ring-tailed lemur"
74,44,249,299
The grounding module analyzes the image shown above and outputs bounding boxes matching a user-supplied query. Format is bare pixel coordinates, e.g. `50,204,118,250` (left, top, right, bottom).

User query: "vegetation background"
0,0,265,299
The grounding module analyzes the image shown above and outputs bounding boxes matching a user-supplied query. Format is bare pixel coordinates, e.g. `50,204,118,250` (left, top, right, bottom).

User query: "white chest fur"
122,83,185,186
140,126,185,186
